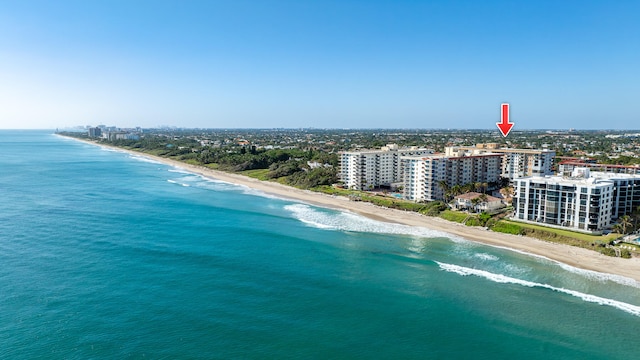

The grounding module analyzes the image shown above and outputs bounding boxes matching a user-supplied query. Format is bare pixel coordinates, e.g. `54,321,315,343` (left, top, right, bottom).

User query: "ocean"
1,130,639,359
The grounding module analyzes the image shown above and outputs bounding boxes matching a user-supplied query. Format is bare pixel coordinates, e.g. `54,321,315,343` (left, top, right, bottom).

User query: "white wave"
181,173,285,200
193,175,250,191
168,169,193,175
556,263,640,288
128,155,164,165
474,253,499,261
176,175,202,182
100,147,124,153
284,203,457,240
467,243,640,289
436,262,640,317
167,179,191,187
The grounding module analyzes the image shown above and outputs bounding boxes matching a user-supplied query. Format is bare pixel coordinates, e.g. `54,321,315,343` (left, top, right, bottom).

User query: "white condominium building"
512,168,640,233
446,143,555,179
402,153,502,202
587,171,640,220
339,144,433,190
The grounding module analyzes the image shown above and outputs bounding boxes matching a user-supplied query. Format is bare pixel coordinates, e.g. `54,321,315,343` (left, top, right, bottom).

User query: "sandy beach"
65,136,640,283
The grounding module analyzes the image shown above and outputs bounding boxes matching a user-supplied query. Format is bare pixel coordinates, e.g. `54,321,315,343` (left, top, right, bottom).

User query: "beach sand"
66,136,640,283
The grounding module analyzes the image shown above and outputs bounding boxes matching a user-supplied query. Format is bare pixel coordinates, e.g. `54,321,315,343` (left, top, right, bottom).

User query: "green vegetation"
420,201,448,216
439,210,468,223
501,220,618,243
313,186,447,213
465,217,481,227
594,154,640,166
492,219,627,256
240,168,271,181
478,212,492,226
599,247,617,257
490,221,525,235
88,135,340,190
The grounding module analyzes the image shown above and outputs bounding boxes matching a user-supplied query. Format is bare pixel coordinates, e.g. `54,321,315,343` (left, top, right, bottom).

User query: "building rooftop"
401,152,503,161
341,144,431,154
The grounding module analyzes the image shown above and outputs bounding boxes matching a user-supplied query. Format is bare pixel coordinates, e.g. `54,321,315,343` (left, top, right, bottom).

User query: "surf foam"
284,203,457,240
128,155,164,165
436,262,640,317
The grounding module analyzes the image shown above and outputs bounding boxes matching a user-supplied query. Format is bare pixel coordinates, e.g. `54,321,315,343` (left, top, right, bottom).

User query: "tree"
478,212,492,226
451,185,463,197
438,180,451,202
618,215,633,235
438,180,450,194
468,182,480,191
470,197,481,213
612,223,624,235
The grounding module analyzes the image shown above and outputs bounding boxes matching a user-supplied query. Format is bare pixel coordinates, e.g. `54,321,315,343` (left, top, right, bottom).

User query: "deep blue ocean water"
1,130,639,359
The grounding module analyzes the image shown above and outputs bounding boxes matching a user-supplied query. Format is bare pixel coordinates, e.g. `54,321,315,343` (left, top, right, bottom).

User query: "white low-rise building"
453,192,504,212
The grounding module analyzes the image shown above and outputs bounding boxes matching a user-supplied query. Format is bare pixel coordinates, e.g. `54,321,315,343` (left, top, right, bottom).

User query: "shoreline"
62,135,640,284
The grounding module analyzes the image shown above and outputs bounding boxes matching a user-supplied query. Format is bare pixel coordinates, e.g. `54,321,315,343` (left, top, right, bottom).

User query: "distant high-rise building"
88,127,102,138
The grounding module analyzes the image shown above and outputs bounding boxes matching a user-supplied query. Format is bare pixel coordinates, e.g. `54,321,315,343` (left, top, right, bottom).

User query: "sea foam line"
167,179,190,187
128,155,164,165
436,262,640,317
284,203,460,241
475,243,640,289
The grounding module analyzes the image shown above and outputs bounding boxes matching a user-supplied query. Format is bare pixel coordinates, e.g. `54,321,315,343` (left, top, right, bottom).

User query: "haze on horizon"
1,0,639,130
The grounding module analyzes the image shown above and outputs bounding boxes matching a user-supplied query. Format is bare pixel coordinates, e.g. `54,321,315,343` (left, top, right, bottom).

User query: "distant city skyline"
1,0,639,130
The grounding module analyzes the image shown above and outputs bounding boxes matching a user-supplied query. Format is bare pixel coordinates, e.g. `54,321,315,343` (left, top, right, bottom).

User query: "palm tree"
470,197,481,213
451,185,463,197
618,215,633,235
612,223,624,235
500,186,514,204
476,193,489,212
438,180,450,193
438,180,451,202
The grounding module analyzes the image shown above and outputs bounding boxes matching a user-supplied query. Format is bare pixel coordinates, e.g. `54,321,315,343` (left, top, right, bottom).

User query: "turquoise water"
1,130,639,359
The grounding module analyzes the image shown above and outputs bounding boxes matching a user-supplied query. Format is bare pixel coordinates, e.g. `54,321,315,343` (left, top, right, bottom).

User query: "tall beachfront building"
445,144,555,179
402,153,502,202
339,144,433,190
513,168,640,233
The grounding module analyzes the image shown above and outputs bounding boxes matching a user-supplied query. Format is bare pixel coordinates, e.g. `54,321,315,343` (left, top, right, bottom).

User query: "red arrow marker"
497,103,514,137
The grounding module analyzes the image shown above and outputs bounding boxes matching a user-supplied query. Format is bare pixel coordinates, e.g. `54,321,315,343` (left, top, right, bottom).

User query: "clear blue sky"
1,0,638,129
